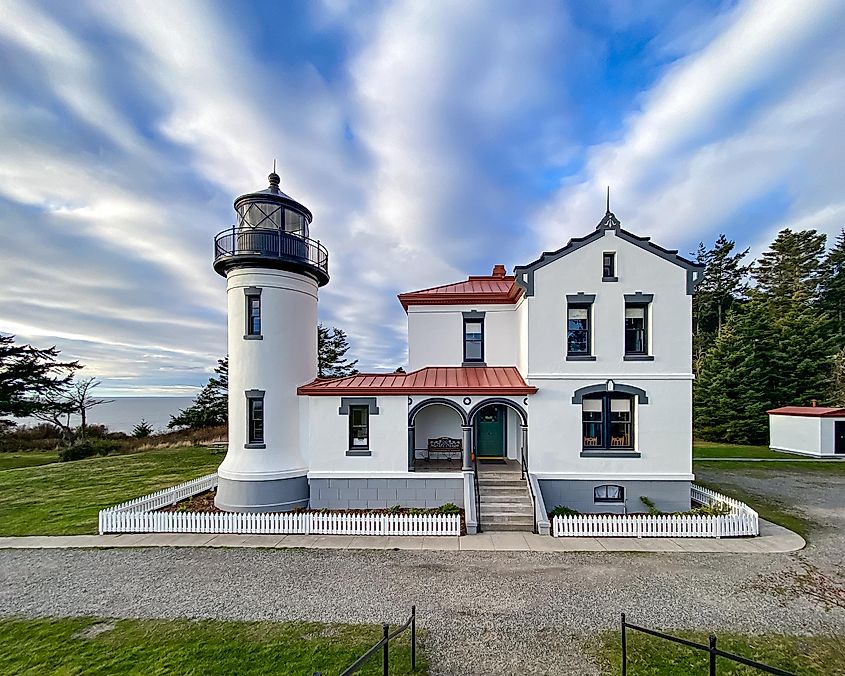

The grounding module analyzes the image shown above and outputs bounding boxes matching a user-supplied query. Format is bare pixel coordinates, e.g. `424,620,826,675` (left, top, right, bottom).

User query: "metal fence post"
383,623,389,676
709,635,717,676
621,613,627,676
411,605,417,671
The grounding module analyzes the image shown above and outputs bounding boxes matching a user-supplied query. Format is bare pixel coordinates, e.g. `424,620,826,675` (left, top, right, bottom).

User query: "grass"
0,446,220,536
693,441,783,460
591,629,845,675
0,451,58,471
0,616,426,675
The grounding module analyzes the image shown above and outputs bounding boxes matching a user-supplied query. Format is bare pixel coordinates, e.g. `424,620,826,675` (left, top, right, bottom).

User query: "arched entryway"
468,399,529,467
408,399,469,471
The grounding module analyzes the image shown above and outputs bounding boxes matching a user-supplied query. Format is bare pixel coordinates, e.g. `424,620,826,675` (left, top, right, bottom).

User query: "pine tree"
0,333,80,426
753,228,827,301
832,346,845,407
694,298,780,444
820,229,845,339
692,234,751,370
169,357,228,429
317,324,359,378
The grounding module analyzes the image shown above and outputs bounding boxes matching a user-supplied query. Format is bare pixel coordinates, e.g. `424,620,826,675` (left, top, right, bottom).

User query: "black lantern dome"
213,171,329,286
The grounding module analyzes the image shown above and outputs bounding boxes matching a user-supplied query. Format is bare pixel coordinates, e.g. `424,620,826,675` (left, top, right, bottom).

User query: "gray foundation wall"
539,479,691,514
215,475,309,513
309,477,464,509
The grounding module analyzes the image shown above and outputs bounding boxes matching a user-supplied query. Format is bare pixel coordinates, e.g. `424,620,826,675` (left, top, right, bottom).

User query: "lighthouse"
212,170,329,512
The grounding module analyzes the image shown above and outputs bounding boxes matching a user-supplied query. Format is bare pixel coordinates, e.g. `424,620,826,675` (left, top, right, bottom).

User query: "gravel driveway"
2,469,844,675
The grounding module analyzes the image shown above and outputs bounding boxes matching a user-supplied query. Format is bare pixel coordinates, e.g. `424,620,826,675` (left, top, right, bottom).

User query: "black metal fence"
313,606,417,676
621,613,796,676
213,227,329,278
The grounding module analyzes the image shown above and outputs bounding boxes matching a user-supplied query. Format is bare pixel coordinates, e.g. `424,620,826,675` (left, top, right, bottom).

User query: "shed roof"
298,366,537,396
767,406,845,418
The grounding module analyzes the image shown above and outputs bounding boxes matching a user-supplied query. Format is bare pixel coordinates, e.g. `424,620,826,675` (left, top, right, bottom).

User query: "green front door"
476,405,505,457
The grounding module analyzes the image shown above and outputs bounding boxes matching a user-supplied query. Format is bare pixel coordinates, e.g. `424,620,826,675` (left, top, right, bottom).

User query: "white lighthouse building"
212,171,329,512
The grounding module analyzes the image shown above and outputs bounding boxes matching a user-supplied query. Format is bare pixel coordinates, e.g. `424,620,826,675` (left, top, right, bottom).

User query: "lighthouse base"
214,475,309,512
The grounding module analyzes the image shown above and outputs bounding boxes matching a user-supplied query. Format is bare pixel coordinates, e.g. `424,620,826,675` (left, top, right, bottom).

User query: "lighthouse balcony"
213,227,329,286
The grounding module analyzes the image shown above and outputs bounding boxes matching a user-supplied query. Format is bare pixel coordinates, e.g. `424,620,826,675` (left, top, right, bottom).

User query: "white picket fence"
98,473,460,537
552,484,758,538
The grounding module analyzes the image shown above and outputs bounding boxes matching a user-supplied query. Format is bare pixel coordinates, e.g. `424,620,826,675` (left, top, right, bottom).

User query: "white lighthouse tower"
212,170,329,512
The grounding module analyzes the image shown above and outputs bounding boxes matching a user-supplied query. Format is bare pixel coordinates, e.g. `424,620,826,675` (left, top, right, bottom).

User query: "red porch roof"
298,366,537,396
398,265,523,311
768,406,845,417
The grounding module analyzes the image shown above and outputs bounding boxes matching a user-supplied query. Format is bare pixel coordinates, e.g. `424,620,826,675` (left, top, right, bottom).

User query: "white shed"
768,406,845,457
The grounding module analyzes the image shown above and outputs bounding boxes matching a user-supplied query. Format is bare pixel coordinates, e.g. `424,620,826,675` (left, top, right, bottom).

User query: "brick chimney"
492,264,506,278
812,399,818,407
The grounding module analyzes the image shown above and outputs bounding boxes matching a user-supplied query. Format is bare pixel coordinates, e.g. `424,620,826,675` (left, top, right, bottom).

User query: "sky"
1,0,844,396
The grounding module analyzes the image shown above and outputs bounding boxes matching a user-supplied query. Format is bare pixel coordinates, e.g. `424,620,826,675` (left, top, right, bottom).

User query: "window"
246,294,261,336
247,394,264,445
567,305,591,355
463,319,484,363
594,484,624,504
625,304,647,355
582,394,634,450
602,252,616,280
348,405,369,450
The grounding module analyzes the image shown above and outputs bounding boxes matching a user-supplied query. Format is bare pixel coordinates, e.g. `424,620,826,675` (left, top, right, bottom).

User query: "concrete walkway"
0,518,803,553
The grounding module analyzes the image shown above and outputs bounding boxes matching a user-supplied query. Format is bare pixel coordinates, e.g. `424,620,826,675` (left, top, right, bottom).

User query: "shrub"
386,504,401,514
689,501,733,516
59,438,120,462
549,505,579,517
435,502,460,514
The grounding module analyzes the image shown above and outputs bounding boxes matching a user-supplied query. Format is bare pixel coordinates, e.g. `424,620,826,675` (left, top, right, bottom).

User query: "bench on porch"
426,436,462,465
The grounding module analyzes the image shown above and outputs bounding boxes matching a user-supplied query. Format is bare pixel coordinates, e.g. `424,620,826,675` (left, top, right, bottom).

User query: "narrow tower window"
244,287,263,339
245,390,265,448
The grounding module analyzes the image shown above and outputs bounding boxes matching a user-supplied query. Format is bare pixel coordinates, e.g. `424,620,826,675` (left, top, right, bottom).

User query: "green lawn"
0,446,220,536
591,629,845,675
693,441,783,459
0,452,58,471
0,616,426,675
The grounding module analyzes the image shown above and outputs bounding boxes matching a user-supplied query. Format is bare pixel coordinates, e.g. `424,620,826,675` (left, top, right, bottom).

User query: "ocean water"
10,397,197,434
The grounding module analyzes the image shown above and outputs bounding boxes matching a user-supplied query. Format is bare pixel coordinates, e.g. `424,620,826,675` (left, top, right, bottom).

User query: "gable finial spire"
606,186,610,214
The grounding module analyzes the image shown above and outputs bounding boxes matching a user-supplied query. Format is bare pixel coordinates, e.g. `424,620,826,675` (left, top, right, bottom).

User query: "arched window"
582,394,634,450
594,484,624,504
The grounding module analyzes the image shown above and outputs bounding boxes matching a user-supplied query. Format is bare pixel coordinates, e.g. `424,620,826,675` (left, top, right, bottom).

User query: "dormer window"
602,252,617,281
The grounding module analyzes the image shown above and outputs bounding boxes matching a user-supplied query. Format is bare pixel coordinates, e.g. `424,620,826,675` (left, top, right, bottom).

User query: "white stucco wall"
769,415,824,456
528,378,693,480
220,268,317,482
414,404,464,459
407,304,519,370
306,396,410,474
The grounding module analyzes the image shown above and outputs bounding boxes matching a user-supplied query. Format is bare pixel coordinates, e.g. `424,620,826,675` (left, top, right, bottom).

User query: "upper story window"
567,306,590,355
582,394,634,450
348,405,370,450
602,252,617,281
625,304,647,355
463,317,484,363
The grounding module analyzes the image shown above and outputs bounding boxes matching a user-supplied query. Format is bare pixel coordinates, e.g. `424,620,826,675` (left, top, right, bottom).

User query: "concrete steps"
477,469,535,533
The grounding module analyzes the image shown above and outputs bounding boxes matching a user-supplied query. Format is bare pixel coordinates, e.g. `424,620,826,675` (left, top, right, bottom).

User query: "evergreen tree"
132,419,154,438
820,229,845,339
317,324,359,378
832,346,845,407
0,333,80,426
753,228,827,301
694,298,780,444
692,234,751,370
169,357,229,429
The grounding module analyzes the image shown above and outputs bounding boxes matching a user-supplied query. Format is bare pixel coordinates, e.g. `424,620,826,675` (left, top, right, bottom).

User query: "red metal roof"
298,366,537,396
768,406,845,417
398,265,523,311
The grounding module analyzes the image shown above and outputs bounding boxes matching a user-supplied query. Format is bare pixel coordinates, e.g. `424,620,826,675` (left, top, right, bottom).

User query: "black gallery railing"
213,227,329,277
621,614,796,676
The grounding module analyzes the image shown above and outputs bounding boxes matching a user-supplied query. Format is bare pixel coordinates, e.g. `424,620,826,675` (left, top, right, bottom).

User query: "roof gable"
513,210,704,296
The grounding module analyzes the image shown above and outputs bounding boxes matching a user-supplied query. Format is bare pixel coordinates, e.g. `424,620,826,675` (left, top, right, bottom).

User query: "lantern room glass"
236,202,309,238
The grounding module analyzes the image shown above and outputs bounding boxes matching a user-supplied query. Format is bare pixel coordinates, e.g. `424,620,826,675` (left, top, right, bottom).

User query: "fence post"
382,623,389,676
621,613,627,676
411,605,417,671
709,634,717,676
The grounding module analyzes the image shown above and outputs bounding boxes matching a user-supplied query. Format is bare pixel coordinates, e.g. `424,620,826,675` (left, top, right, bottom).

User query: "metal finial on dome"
268,170,280,188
